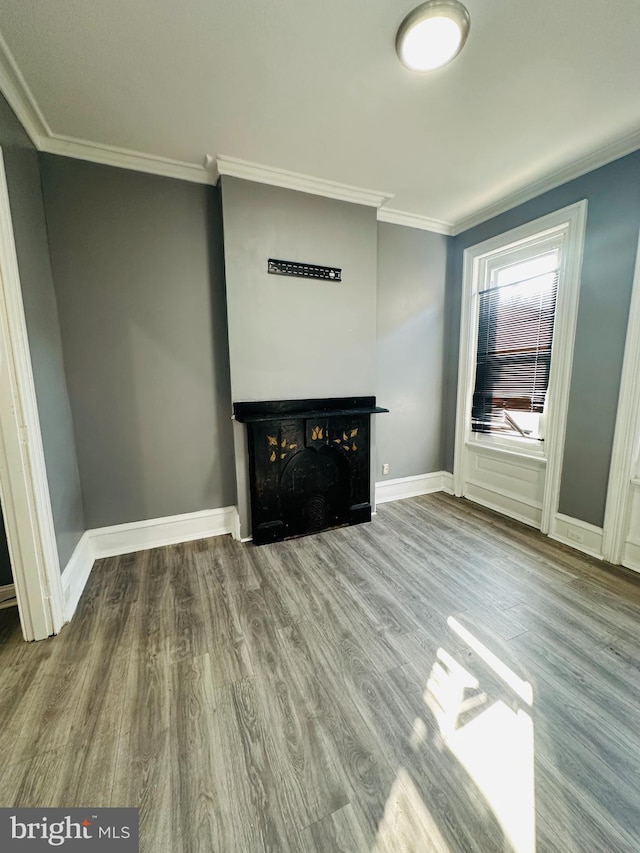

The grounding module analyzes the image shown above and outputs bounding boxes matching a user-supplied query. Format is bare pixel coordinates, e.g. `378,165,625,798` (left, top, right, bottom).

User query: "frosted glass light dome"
396,0,470,72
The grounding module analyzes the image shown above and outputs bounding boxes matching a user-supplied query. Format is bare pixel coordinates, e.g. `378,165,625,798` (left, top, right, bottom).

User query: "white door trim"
601,229,640,564
0,146,64,640
453,200,588,533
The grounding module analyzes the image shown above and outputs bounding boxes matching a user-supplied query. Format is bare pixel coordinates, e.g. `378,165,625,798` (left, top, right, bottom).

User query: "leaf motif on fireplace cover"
289,444,297,450
280,453,287,459
267,435,278,446
270,450,277,463
311,426,324,440
352,443,357,452
350,428,358,438
281,438,287,448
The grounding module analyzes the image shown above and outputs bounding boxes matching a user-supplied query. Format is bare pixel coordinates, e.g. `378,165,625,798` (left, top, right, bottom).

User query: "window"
471,249,560,442
454,201,587,533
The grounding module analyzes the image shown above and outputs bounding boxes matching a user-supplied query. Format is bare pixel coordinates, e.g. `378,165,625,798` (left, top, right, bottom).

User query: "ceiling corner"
0,30,50,148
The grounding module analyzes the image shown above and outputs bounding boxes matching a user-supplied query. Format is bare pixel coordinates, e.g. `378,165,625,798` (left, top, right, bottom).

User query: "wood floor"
1,493,640,852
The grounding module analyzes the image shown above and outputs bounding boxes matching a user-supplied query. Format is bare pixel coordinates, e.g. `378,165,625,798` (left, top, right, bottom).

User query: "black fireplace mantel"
234,396,388,423
233,396,388,545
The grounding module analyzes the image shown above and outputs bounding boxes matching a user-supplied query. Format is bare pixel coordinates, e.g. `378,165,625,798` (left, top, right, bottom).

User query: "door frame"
601,229,640,565
0,146,64,640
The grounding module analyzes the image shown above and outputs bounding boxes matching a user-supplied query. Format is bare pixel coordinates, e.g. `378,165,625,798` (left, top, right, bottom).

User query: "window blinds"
471,271,558,436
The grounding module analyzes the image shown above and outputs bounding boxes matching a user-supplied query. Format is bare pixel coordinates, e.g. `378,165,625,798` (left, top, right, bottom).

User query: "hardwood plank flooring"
1,493,640,851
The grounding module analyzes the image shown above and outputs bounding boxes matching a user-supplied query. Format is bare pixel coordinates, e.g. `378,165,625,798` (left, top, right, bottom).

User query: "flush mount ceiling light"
396,0,470,72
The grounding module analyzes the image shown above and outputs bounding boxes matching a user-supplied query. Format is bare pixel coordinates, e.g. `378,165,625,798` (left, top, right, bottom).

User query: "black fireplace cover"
234,397,388,545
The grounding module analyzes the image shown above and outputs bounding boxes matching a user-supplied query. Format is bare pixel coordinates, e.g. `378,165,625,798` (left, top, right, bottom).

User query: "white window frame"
453,200,588,534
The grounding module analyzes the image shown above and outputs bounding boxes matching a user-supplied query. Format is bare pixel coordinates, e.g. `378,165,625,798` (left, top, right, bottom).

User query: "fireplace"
234,396,388,545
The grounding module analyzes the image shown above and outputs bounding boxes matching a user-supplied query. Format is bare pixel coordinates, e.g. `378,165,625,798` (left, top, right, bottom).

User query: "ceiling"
0,0,639,231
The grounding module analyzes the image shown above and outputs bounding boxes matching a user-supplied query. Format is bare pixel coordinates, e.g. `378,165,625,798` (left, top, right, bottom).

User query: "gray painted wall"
444,150,640,527
40,155,236,528
0,93,85,570
377,222,447,480
221,176,378,402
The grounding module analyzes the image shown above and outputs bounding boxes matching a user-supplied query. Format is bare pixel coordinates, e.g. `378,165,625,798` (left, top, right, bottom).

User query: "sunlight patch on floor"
428,619,536,853
439,697,535,853
374,617,536,852
447,616,533,705
372,768,451,853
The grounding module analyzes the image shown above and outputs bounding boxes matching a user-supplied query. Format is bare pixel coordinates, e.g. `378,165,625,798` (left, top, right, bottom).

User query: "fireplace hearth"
234,397,388,545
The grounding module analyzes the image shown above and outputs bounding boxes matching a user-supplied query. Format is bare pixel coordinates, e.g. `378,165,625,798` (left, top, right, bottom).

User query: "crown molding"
1,34,638,223
0,31,49,147
452,128,640,235
217,155,393,208
377,206,454,236
40,134,214,185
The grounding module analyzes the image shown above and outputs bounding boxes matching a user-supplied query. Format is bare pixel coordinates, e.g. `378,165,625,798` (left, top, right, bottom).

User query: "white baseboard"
61,531,93,621
441,472,454,495
0,582,16,610
89,505,240,559
375,471,452,505
549,513,604,560
60,505,240,623
621,537,640,575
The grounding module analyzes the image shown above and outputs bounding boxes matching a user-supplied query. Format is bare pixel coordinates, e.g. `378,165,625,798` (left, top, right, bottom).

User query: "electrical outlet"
382,463,390,475
566,528,584,543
